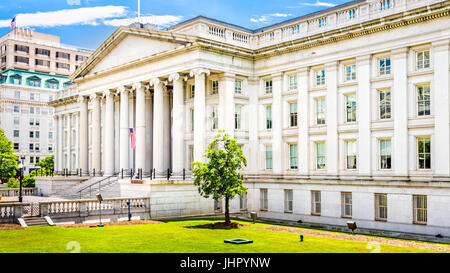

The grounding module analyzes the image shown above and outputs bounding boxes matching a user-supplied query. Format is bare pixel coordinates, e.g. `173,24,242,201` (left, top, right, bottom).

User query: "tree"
0,129,17,181
192,130,247,225
36,155,54,170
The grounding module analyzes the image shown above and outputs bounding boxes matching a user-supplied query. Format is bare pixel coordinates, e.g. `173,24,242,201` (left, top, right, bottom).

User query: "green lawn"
0,219,447,253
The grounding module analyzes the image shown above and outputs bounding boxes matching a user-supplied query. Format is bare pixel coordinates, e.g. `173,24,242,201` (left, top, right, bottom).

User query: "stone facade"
50,0,450,236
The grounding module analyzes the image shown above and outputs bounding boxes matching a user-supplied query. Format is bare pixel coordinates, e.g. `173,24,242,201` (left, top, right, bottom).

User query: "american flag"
10,16,16,30
129,128,136,149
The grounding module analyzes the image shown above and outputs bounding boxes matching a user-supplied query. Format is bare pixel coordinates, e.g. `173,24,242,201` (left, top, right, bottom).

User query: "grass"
0,219,447,253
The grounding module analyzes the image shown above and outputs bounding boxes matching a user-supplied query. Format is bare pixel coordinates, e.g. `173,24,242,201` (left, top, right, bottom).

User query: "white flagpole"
138,0,141,22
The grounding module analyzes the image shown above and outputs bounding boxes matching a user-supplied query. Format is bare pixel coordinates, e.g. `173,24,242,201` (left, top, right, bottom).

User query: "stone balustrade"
0,188,38,197
190,0,440,49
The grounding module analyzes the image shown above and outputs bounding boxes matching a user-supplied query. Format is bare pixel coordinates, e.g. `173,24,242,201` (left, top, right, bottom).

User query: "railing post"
121,169,124,179
167,169,170,181
183,168,185,181
153,168,156,179
93,169,96,177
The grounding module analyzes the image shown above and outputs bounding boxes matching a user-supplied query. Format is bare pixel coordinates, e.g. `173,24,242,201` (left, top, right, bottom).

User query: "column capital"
103,90,116,98
150,78,165,87
132,82,147,91
77,95,89,104
90,93,102,101
168,73,188,82
190,68,210,77
117,86,131,94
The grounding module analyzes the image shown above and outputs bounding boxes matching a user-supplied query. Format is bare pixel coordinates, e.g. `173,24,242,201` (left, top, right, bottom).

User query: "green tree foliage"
36,155,54,170
6,178,20,188
0,129,18,180
192,130,247,225
22,167,54,188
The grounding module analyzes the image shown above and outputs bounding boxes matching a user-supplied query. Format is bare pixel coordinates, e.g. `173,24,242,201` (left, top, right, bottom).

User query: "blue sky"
0,0,348,50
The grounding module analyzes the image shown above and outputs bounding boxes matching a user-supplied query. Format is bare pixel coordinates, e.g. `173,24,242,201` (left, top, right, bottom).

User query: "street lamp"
18,162,24,203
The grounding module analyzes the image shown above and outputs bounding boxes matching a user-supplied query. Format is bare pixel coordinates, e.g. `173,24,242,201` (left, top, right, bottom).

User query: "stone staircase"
22,216,50,227
51,176,120,200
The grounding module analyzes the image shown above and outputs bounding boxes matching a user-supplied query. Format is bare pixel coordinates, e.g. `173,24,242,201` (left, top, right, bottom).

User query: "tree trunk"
225,196,230,225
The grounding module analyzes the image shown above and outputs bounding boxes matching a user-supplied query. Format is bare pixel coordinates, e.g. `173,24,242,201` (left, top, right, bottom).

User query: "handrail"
76,172,119,198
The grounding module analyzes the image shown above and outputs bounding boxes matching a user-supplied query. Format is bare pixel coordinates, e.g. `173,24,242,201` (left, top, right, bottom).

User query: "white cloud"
290,1,336,8
66,0,81,5
104,15,183,28
250,13,291,23
0,6,127,28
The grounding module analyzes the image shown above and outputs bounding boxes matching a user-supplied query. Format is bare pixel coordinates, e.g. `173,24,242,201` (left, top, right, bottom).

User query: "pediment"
74,27,195,79
88,35,184,75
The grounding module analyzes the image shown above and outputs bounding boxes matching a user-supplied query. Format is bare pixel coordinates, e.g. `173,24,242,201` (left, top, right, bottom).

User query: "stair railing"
77,172,119,199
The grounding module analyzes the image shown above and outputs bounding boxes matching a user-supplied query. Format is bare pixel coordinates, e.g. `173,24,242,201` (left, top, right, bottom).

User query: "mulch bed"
258,226,450,252
199,222,250,229
58,220,165,228
0,224,25,230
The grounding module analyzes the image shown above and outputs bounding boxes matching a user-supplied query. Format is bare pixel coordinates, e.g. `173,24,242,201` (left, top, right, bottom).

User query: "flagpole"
138,0,141,22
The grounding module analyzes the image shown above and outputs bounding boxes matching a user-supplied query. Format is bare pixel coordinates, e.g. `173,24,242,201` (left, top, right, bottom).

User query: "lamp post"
18,162,23,203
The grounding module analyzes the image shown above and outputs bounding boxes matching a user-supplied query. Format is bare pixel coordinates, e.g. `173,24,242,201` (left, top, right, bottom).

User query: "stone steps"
22,216,50,227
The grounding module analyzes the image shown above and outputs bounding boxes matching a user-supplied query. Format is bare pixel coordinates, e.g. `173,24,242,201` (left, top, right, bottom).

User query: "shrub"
7,178,20,188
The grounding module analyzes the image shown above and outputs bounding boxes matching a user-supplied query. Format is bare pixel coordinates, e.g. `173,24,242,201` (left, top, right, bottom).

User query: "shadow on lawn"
185,222,249,230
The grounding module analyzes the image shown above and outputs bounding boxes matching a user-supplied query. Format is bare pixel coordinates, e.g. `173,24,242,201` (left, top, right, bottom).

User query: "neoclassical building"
50,0,450,236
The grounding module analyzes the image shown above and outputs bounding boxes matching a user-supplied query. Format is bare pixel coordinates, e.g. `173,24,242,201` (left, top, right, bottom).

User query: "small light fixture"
96,193,104,227
300,234,304,242
347,221,357,235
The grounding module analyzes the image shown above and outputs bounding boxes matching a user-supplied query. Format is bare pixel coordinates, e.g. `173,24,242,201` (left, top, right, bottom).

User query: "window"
14,56,29,64
380,139,392,169
316,98,326,125
269,32,275,41
316,142,326,169
239,193,247,210
265,145,273,170
48,144,53,151
417,137,431,170
289,103,298,127
49,95,54,102
211,107,218,130
29,131,34,138
413,195,427,224
379,90,391,119
36,107,40,115
235,80,242,94
13,143,19,150
13,117,19,125
311,191,321,215
35,59,50,67
346,140,357,169
341,192,352,218
235,105,242,130
35,144,39,151
284,189,293,213
260,189,268,210
375,193,387,221
56,52,70,60
417,85,430,116
29,118,34,126
11,75,21,85
315,70,325,86
318,17,327,28
30,107,34,114
345,64,356,81
289,144,298,170
36,119,40,126
30,93,35,100
30,156,34,163
266,105,272,129
380,0,391,10
76,55,86,62
13,105,19,113
190,85,195,98
35,131,40,139
56,62,69,70
46,79,59,89
265,80,273,94
13,130,19,138
416,50,430,70
289,75,297,90
14,44,29,53
49,132,53,139
35,48,50,56
190,109,194,131
211,80,218,94
379,58,391,75
292,24,300,34
14,91,20,99
29,143,34,151
346,94,357,122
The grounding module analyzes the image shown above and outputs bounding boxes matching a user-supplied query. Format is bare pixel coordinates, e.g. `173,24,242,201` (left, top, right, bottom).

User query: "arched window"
28,76,41,87
46,78,59,89
10,74,22,85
